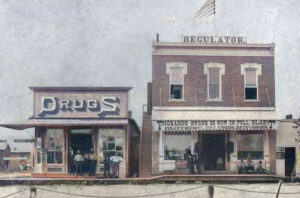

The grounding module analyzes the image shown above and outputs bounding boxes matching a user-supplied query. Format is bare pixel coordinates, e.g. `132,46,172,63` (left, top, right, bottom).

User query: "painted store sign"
153,120,277,132
33,91,128,119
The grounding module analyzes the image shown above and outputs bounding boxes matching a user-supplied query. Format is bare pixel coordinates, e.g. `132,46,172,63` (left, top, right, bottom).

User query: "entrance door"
285,147,295,177
69,128,93,173
202,134,225,171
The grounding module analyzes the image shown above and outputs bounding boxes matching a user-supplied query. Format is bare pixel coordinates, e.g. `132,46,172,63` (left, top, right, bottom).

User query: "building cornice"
152,42,275,57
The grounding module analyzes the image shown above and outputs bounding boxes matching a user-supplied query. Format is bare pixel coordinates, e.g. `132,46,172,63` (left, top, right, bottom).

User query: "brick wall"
152,55,275,107
139,114,152,177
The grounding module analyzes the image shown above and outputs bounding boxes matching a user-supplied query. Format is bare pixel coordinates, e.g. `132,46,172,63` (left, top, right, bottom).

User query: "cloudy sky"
0,0,299,138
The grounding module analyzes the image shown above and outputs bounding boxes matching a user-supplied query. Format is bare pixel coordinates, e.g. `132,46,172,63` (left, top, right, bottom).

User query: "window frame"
241,63,262,102
45,128,64,165
166,62,187,101
204,63,225,102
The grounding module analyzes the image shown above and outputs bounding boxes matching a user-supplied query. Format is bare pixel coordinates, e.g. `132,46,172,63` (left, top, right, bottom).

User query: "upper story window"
166,62,187,100
204,63,225,101
241,63,262,101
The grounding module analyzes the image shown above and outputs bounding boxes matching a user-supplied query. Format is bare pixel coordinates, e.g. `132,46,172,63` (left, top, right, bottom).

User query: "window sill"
168,99,186,102
244,99,260,102
207,99,224,103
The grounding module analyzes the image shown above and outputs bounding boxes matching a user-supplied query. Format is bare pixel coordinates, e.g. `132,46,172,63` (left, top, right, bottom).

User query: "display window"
237,133,264,160
164,133,191,160
98,128,124,162
46,129,64,164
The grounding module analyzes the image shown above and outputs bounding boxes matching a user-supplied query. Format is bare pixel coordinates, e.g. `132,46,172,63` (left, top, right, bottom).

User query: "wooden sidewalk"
0,173,284,185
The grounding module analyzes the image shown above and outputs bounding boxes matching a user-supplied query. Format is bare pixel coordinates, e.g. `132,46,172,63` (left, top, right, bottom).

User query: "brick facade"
152,55,275,108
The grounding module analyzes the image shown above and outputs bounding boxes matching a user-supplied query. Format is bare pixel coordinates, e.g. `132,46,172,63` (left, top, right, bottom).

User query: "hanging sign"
153,120,277,132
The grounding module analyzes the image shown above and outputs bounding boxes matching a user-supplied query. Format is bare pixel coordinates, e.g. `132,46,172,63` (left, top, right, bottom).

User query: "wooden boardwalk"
0,173,284,185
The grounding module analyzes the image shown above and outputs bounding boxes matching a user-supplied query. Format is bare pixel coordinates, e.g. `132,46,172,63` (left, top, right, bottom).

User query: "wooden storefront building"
1,87,140,178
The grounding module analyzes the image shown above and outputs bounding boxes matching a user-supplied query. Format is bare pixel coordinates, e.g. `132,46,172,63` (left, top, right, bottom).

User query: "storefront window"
98,128,124,163
164,133,191,160
237,133,263,160
46,129,64,164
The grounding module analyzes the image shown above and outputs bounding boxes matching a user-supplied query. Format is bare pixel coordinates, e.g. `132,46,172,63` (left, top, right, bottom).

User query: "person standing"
194,140,204,173
103,155,110,178
74,150,84,176
110,152,123,178
88,148,97,176
184,149,195,174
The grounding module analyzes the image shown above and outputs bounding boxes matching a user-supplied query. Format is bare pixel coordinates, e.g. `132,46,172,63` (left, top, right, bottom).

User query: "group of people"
73,148,97,176
184,149,205,174
103,152,123,178
72,149,123,178
237,157,265,174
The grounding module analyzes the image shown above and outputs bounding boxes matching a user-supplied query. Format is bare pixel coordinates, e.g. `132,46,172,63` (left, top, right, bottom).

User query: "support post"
275,180,283,198
30,186,36,198
208,185,214,198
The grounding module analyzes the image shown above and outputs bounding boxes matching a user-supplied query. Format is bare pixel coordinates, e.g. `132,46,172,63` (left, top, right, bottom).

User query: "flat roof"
29,87,132,92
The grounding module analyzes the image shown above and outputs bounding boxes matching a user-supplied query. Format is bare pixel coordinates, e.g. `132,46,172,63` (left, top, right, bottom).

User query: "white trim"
166,62,188,74
153,42,275,48
166,62,187,101
153,48,274,57
153,106,276,111
241,63,262,76
204,63,225,100
241,63,262,101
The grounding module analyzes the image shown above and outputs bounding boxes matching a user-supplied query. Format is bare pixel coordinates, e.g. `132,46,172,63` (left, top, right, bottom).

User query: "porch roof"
152,107,281,121
0,118,129,130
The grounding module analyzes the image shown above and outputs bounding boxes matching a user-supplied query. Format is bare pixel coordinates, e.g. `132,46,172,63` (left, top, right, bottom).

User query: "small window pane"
55,151,63,164
209,84,219,99
170,85,183,99
170,67,184,84
209,68,219,84
246,69,256,86
245,87,257,100
108,143,115,150
37,151,41,164
47,151,54,164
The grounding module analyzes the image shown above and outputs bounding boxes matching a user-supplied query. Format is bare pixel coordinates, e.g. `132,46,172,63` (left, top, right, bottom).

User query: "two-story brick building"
140,36,280,176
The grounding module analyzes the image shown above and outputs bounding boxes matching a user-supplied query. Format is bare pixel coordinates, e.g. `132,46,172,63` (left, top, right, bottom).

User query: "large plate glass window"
164,133,191,160
237,133,264,160
98,128,124,163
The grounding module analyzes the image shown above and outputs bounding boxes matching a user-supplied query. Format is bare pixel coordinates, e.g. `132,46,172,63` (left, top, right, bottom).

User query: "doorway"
69,128,93,173
285,147,295,177
201,133,225,170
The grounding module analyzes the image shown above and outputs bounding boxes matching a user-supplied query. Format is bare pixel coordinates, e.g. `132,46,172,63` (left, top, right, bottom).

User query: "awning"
152,107,281,132
0,118,129,130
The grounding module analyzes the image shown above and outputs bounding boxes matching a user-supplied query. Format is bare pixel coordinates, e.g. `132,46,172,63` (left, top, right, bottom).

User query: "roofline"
153,41,275,48
29,87,133,92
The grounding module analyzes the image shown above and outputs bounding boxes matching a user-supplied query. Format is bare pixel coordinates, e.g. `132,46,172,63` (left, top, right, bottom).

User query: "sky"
0,0,300,138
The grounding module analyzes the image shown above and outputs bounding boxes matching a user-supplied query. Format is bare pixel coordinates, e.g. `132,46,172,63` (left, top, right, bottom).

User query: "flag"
194,0,216,21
